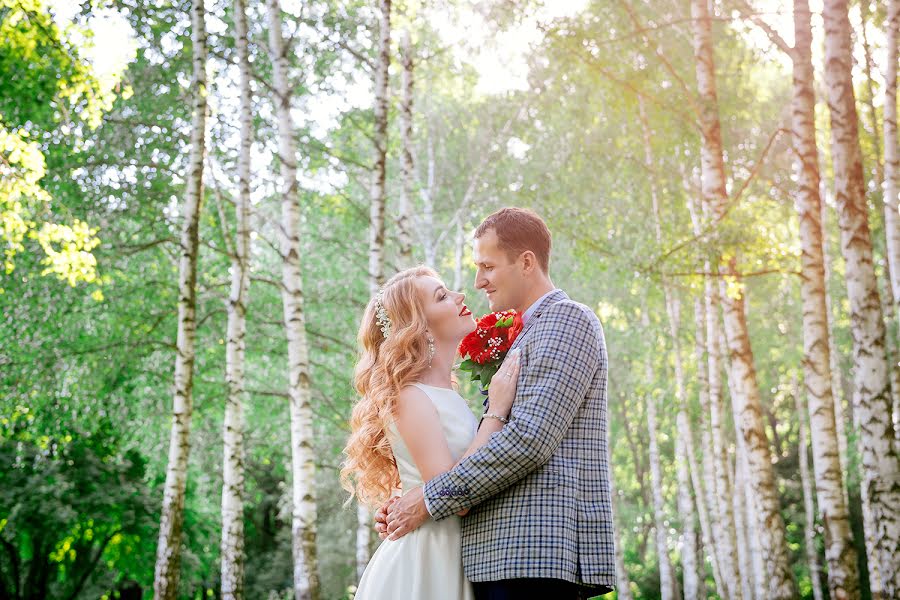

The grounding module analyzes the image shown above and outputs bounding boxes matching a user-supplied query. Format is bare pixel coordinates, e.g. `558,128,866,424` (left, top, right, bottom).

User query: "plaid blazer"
423,289,615,589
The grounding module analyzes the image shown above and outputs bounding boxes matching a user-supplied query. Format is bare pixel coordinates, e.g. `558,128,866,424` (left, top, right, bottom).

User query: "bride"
340,265,521,600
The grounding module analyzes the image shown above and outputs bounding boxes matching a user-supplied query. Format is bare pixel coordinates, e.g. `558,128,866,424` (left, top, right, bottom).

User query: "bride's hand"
374,496,397,540
487,348,521,418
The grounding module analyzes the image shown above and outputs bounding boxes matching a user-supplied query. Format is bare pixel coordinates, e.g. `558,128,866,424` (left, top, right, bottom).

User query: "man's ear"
520,250,537,274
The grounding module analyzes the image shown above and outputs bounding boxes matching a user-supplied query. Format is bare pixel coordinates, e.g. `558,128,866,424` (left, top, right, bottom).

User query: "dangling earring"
427,334,435,368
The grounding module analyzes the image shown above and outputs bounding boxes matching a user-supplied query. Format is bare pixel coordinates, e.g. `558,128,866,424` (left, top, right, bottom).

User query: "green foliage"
0,0,884,598
0,412,156,599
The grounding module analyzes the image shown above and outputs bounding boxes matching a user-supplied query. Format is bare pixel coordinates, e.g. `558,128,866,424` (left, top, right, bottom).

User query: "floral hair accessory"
375,291,391,339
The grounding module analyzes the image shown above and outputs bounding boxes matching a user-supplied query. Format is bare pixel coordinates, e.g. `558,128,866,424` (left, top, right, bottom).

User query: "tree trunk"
741,445,767,600
356,0,393,578
687,194,726,596
858,0,884,189
397,27,414,266
789,3,861,596
642,97,701,599
795,377,826,600
453,219,464,291
719,327,763,600
220,0,251,597
645,359,679,600
822,1,900,595
369,0,391,286
717,272,797,598
267,2,320,598
356,504,372,580
690,0,797,595
691,295,725,595
885,0,900,436
704,271,742,599
610,467,635,600
422,130,436,266
731,442,754,600
820,187,851,494
152,2,207,598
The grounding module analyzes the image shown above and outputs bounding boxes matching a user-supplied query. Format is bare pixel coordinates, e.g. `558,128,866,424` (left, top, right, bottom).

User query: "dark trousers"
472,578,611,600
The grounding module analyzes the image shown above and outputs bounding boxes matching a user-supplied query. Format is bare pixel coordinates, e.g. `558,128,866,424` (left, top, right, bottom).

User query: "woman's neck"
414,340,457,388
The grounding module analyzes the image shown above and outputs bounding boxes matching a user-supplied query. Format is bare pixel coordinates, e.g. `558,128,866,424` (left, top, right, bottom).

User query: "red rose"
507,313,524,343
458,309,522,391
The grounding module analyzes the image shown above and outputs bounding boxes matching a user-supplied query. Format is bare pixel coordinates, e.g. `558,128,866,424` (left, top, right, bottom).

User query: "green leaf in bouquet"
459,359,477,371
481,363,500,385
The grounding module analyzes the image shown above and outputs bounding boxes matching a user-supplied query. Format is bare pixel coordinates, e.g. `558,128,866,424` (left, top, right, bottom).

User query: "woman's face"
417,275,476,345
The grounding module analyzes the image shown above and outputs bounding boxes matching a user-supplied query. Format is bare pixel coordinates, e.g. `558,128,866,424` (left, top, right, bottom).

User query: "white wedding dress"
354,382,478,600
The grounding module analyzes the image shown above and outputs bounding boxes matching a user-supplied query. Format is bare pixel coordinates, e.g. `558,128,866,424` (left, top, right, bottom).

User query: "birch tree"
690,0,795,594
397,26,415,266
220,0,252,596
822,1,900,594
763,0,862,594
369,0,391,285
642,96,701,599
357,0,393,578
795,378,825,600
153,1,207,598
687,194,726,595
267,1,320,597
885,0,900,433
644,355,678,600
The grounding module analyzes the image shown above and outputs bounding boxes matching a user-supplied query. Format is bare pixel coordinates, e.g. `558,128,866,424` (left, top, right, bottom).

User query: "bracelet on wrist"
482,412,509,424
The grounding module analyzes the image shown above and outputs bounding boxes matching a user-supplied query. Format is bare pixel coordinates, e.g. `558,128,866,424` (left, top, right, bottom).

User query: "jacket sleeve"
423,300,602,520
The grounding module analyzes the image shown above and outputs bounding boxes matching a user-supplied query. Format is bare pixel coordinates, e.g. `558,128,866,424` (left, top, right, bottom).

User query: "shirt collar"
522,288,559,326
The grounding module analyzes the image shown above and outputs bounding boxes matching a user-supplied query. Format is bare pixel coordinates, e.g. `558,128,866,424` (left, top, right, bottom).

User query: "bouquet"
458,309,524,394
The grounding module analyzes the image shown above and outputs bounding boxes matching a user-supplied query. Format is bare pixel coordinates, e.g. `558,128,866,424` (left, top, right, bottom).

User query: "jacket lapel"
481,289,568,411
510,288,568,351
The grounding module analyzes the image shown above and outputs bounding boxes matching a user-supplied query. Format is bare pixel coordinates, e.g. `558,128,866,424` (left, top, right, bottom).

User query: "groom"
377,207,615,599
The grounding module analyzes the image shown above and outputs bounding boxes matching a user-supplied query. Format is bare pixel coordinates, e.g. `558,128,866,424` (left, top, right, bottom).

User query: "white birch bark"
642,97,700,599
885,0,900,435
397,27,414,266
717,272,796,598
610,467,635,600
822,1,900,594
820,188,851,491
369,0,391,285
690,0,797,594
152,2,207,598
356,504,372,580
704,273,742,599
795,377,825,600
691,296,724,595
644,347,678,600
687,196,726,596
220,0,251,596
731,445,754,600
453,219,464,292
421,130,436,266
267,2,320,597
741,445,767,600
789,2,861,596
356,0,393,576
718,329,762,600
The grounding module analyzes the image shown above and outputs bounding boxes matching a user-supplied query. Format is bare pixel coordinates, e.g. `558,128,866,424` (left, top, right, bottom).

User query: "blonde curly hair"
340,265,457,508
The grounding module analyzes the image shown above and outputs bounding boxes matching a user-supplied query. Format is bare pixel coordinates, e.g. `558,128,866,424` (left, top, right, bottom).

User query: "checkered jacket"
424,289,615,588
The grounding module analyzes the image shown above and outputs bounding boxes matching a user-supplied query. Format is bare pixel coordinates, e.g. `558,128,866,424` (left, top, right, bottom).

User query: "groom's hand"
385,486,429,541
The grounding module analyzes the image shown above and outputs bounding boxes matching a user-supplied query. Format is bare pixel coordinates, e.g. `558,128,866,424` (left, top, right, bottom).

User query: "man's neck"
516,280,555,315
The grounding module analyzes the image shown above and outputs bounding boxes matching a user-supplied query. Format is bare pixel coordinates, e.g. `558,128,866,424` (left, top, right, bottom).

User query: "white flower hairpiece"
375,290,391,339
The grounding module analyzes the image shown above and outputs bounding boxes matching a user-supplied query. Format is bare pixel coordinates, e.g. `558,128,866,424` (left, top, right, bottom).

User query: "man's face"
473,228,524,312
